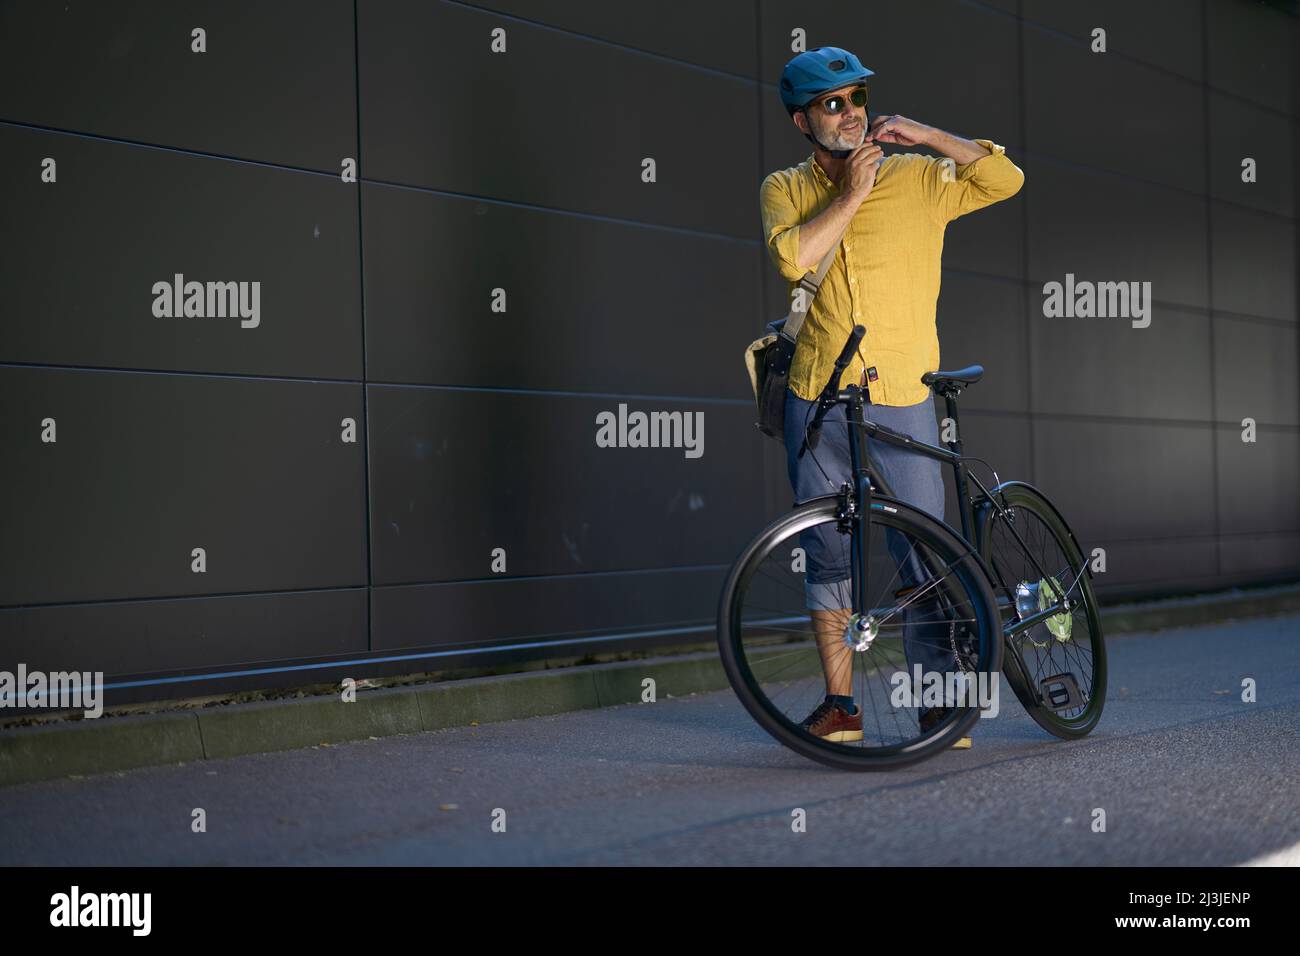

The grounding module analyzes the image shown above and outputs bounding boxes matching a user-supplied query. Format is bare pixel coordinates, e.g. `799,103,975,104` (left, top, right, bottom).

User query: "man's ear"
792,110,809,135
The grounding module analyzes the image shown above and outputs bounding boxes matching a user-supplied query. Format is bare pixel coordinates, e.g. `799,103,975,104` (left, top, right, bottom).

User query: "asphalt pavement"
1,613,1297,866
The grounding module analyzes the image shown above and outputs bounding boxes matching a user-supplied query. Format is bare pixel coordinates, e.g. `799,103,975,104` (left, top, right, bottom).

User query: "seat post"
942,387,974,541
942,389,962,455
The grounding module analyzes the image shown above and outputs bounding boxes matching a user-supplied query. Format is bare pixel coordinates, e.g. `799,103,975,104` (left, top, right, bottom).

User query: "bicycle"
718,325,1107,770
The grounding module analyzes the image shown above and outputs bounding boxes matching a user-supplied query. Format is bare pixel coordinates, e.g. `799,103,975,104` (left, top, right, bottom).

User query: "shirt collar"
807,153,835,190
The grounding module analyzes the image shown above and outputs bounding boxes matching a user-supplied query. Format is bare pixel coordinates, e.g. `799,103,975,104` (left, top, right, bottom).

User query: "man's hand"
868,114,934,147
836,141,885,201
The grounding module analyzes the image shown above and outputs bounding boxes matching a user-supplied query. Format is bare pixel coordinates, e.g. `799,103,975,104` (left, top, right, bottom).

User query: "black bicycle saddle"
921,365,984,391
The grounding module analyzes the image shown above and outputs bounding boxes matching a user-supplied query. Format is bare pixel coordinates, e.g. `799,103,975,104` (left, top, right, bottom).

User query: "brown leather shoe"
800,699,863,742
919,705,972,749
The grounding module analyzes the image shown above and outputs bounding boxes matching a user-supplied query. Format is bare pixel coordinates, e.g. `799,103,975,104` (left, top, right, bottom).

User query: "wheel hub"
1014,577,1073,646
843,613,879,652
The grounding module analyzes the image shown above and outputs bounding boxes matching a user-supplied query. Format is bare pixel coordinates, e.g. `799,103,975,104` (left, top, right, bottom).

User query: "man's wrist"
912,123,941,148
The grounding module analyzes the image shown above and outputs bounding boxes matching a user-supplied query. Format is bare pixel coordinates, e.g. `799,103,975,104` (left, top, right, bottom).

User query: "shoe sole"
816,729,864,742
811,732,968,747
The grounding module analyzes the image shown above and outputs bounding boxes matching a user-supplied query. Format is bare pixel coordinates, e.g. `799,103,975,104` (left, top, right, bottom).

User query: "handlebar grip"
833,325,866,372
801,325,866,456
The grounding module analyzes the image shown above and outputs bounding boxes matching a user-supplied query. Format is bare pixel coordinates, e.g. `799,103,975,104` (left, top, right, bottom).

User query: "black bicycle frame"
836,383,1083,641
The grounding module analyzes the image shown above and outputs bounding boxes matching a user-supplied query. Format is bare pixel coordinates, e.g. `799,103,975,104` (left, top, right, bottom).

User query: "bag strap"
779,222,850,345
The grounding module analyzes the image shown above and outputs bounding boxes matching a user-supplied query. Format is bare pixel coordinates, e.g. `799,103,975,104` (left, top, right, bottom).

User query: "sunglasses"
812,86,868,115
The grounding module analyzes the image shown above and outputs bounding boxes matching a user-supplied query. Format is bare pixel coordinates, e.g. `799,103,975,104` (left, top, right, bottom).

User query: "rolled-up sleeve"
919,139,1025,223
759,173,806,282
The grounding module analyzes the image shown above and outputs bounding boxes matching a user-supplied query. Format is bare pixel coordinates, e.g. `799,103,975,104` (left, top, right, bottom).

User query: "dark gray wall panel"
761,433,796,524
1206,0,1295,116
939,410,1034,533
359,0,756,237
1214,316,1299,426
1083,536,1219,598
1021,0,1204,82
0,589,366,678
1030,306,1213,422
758,0,1022,150
467,0,757,77
1032,417,1217,543
1208,92,1295,216
372,566,721,653
934,274,1029,413
760,96,821,190
367,386,761,584
1220,532,1300,577
1025,159,1209,310
0,368,367,605
1210,201,1297,321
1025,27,1205,194
940,188,1026,281
362,184,759,397
0,126,362,379
1216,425,1300,533
0,0,356,170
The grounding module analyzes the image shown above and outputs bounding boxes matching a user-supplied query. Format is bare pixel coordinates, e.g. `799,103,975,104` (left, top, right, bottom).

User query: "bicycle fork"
838,385,878,648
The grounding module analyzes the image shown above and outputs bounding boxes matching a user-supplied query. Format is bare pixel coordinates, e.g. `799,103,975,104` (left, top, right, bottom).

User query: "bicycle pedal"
1039,672,1085,711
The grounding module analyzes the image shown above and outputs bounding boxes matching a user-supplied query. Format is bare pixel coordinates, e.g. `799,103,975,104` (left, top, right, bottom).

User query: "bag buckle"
796,275,821,299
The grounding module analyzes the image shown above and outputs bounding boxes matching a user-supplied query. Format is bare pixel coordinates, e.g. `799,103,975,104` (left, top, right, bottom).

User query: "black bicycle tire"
975,482,1108,739
718,495,1003,771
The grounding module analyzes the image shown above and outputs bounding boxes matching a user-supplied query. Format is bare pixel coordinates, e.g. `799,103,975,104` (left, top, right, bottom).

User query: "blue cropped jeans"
782,385,960,679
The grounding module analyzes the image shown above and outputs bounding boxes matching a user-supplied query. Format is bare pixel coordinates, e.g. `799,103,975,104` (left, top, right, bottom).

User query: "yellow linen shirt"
759,139,1025,405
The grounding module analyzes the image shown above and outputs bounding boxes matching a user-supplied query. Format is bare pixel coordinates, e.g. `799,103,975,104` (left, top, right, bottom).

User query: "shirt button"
844,242,852,251
849,277,857,284
854,311,861,318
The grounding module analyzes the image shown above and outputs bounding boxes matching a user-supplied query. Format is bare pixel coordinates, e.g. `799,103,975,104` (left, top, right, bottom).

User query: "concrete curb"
0,653,733,787
1099,582,1300,634
2,582,1297,787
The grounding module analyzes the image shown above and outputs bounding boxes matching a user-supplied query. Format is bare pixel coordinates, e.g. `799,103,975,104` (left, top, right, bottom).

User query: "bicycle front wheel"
718,495,1002,771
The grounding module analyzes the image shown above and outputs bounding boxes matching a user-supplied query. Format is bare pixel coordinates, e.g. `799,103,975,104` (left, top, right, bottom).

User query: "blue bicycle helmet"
779,46,875,157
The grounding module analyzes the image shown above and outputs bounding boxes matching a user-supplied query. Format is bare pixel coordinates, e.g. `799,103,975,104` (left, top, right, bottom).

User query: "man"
760,46,1024,747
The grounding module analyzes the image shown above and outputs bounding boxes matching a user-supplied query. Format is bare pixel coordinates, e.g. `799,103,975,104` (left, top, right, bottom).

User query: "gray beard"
816,121,866,152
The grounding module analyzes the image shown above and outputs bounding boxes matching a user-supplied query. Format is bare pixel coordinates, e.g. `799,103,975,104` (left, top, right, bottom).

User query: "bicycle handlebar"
801,324,865,454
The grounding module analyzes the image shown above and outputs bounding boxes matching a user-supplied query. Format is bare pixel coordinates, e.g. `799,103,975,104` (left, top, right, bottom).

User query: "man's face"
797,83,869,152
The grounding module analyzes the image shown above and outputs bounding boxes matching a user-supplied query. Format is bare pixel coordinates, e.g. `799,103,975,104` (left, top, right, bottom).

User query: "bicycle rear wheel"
717,494,1002,771
976,482,1107,739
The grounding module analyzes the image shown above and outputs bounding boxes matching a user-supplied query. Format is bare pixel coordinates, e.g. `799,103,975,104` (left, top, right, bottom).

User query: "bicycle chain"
949,619,967,672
